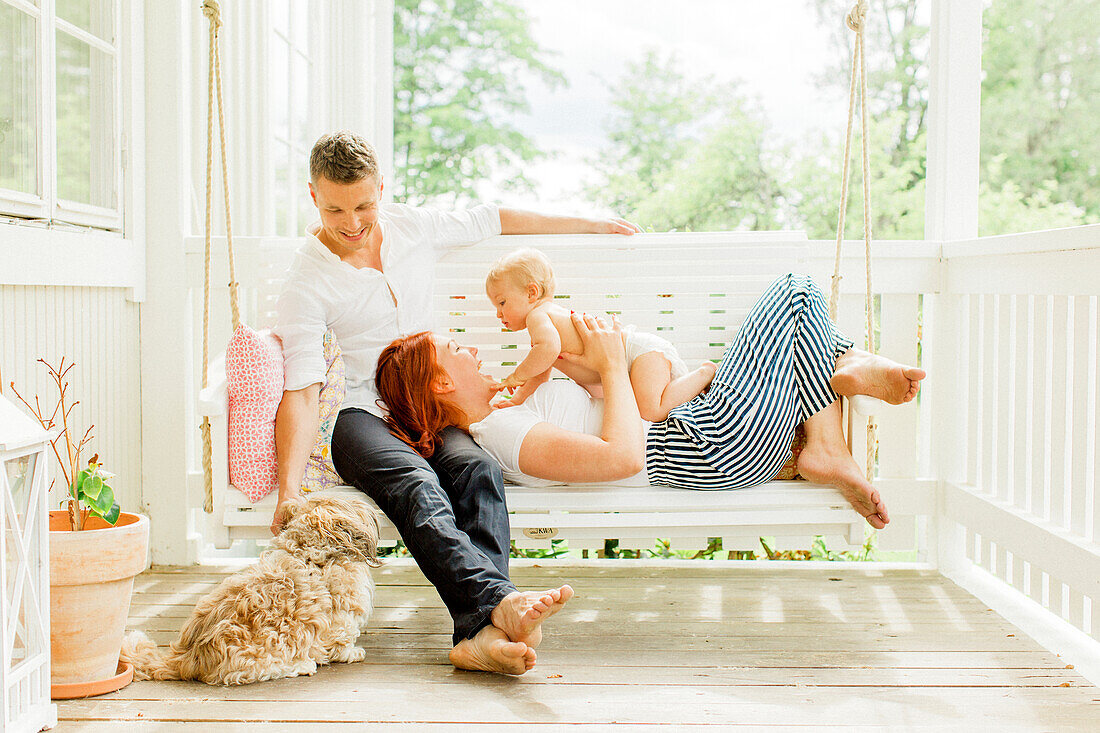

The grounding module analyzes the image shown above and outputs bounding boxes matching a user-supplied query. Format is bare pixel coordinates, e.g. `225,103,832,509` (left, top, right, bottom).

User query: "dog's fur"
121,496,381,685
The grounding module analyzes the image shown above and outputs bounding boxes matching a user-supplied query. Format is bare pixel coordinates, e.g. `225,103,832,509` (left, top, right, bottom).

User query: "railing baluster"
966,295,982,488
1011,296,1030,514
981,294,997,494
1070,296,1092,539
996,294,1014,503
1093,295,1100,546
1049,297,1070,531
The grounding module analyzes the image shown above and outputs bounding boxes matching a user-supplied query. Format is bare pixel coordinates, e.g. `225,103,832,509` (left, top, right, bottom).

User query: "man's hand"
595,217,642,235
271,493,305,536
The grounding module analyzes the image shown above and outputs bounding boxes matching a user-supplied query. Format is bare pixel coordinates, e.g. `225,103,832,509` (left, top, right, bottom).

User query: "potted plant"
10,358,150,699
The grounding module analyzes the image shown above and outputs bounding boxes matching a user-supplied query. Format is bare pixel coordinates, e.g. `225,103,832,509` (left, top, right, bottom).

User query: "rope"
828,1,878,483
200,0,238,513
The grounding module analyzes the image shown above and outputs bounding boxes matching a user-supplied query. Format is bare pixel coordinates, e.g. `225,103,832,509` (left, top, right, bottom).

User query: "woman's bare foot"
831,349,925,405
796,441,889,529
490,586,575,647
449,625,536,675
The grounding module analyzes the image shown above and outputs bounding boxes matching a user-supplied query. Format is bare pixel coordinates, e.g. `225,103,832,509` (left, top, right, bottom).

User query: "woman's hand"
561,312,628,377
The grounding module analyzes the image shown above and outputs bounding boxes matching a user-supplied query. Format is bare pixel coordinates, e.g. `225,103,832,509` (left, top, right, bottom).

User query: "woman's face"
432,336,498,401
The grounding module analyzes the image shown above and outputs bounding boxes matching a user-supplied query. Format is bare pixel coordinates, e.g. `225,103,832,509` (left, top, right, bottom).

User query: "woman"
375,275,925,527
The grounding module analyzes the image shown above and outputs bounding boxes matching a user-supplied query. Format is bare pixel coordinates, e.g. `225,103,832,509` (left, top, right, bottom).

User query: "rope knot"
846,1,867,32
201,0,222,29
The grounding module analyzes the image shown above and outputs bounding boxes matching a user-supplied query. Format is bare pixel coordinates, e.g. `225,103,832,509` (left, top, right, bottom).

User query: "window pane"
979,0,1100,235
295,152,314,234
56,29,117,209
291,0,308,50
56,0,115,43
0,5,38,196
274,140,291,235
269,35,290,141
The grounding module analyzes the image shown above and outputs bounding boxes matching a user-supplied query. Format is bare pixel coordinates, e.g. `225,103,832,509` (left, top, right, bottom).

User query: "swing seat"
193,231,933,552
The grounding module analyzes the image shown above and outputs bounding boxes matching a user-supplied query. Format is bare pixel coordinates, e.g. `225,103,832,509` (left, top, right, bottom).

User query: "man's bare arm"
271,383,321,534
498,208,641,236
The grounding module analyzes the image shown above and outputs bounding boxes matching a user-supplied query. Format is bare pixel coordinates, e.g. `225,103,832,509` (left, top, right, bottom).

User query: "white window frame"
0,0,124,230
0,0,144,300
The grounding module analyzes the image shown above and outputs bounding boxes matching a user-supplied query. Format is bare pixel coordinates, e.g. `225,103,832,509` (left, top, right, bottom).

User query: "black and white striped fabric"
645,274,855,490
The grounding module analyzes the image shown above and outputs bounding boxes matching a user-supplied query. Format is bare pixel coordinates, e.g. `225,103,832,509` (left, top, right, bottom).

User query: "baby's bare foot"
832,349,925,405
490,585,574,647
449,625,535,675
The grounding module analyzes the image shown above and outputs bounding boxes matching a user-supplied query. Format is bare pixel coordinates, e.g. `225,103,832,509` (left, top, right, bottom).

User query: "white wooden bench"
191,231,933,552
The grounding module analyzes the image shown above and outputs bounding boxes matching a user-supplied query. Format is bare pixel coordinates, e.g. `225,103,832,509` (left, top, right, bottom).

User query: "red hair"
375,332,464,459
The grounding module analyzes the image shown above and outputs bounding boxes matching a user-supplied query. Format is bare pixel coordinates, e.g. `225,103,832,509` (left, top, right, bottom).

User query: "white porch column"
926,0,983,572
925,0,983,241
140,0,197,564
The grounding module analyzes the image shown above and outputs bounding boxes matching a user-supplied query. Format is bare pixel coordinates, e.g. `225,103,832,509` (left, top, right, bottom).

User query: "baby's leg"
631,353,717,422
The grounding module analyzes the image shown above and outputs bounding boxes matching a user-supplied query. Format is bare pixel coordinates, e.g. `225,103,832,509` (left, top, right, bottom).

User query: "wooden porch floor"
56,561,1098,731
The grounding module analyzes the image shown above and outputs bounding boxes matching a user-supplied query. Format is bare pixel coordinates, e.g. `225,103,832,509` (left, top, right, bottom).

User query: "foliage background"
391,0,1098,237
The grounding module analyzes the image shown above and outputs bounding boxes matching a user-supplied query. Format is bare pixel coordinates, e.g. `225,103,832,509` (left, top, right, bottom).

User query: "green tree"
979,0,1100,230
803,0,928,239
393,0,564,207
584,51,786,232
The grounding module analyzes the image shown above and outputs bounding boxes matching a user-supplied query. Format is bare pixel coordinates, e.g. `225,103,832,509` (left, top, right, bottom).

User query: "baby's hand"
498,374,526,393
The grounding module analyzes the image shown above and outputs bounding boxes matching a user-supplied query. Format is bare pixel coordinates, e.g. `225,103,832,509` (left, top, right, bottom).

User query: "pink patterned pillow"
226,325,283,502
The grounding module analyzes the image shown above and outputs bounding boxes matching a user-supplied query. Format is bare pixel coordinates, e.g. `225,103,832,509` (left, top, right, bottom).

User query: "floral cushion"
301,331,345,493
772,424,807,481
226,325,283,502
226,326,345,503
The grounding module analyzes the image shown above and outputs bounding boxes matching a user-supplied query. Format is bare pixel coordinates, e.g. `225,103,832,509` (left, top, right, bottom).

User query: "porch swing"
196,0,905,552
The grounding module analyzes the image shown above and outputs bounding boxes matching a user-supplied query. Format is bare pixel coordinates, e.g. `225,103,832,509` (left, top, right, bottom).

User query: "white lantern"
1,394,57,732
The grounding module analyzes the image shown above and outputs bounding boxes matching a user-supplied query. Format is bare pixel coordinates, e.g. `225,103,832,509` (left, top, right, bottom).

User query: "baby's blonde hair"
486,248,556,300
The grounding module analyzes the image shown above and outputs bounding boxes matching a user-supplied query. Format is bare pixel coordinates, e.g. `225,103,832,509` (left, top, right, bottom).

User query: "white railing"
930,224,1100,648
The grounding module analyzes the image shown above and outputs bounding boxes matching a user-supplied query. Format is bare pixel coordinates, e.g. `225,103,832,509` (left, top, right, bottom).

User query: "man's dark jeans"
332,408,515,645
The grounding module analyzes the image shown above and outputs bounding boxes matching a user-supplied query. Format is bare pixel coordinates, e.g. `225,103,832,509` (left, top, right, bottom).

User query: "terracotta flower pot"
49,511,149,698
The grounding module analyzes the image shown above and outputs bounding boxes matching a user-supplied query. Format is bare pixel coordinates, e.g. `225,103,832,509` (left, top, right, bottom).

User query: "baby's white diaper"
623,326,689,379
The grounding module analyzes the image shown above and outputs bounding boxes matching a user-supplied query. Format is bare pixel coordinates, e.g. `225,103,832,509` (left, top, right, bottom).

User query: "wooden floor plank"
55,562,1098,729
56,688,1100,727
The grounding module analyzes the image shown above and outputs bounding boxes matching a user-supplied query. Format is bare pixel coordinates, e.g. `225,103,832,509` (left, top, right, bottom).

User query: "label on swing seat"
523,527,558,539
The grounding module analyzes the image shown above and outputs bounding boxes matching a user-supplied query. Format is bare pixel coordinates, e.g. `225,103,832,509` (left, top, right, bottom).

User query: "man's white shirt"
274,202,501,417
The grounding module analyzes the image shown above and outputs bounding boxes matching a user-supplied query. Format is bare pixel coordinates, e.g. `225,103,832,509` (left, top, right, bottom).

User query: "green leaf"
71,468,89,499
101,502,120,525
82,474,104,500
84,484,114,516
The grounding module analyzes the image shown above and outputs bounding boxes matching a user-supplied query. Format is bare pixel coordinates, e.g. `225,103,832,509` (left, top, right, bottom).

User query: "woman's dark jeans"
332,408,515,645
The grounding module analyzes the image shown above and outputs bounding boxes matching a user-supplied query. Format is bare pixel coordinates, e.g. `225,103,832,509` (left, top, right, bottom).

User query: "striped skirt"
645,274,854,490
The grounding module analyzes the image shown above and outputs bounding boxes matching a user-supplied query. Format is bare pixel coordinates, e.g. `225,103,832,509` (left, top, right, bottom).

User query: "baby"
485,248,717,422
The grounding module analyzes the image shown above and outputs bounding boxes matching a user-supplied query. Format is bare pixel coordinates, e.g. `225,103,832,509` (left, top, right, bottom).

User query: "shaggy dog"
121,495,381,685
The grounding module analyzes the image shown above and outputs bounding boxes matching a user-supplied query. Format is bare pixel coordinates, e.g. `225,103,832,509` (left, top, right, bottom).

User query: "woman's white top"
469,380,650,487
274,203,501,417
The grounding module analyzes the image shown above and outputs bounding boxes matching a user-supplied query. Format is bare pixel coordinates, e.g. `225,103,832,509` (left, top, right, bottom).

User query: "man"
271,131,639,674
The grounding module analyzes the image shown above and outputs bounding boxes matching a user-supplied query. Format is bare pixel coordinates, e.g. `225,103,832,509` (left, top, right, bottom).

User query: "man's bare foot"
449,625,536,675
831,349,925,405
490,585,575,647
796,441,889,529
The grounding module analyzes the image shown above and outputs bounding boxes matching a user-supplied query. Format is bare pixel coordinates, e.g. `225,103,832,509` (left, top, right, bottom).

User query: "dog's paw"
331,645,367,664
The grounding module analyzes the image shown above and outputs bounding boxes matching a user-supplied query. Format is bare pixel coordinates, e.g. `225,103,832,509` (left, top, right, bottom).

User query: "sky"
485,0,855,217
